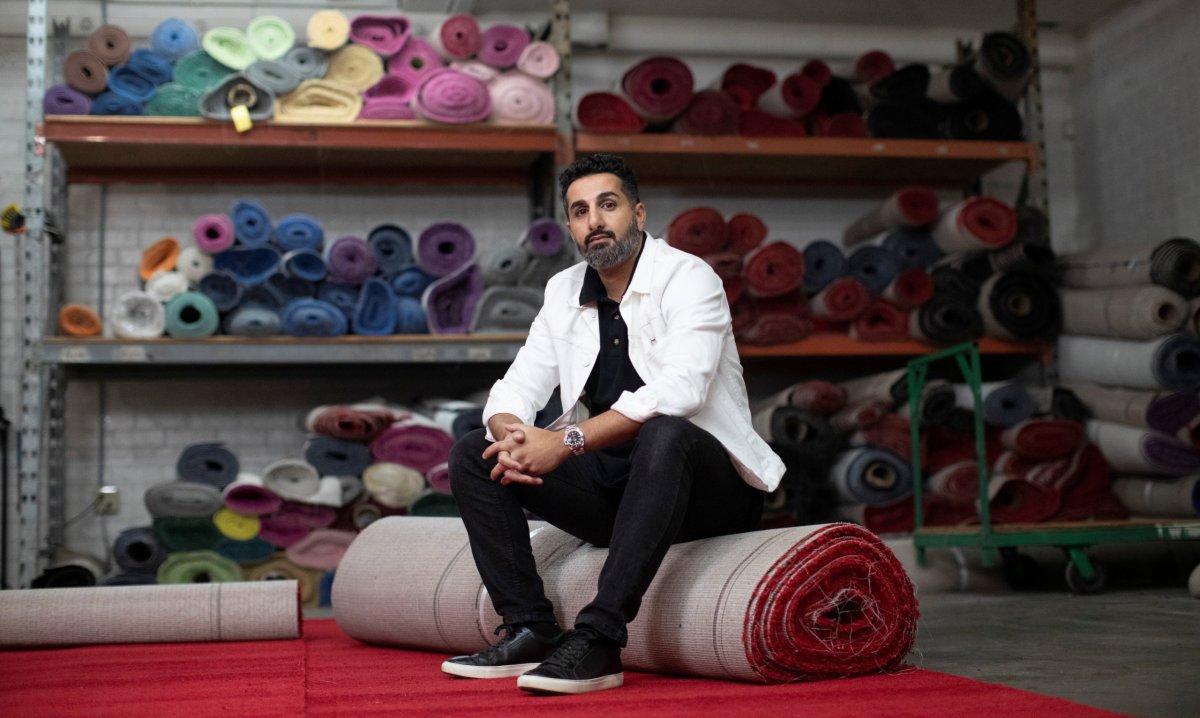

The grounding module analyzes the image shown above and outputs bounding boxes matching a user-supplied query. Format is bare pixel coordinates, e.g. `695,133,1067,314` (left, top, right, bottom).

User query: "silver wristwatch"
563,424,585,456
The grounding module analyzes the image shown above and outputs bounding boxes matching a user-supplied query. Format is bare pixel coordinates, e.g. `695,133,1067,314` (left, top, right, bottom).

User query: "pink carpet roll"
286,529,356,571
349,15,411,57
720,63,777,109
810,276,870,322
433,14,481,60
673,90,740,136
743,241,805,298
932,197,1017,252
488,71,555,125
667,207,728,257
516,41,560,79
364,74,418,103
388,37,444,86
305,404,397,441
359,98,417,120
621,56,695,124
369,421,455,474
478,24,529,69
414,68,491,124
575,92,648,133
193,214,235,254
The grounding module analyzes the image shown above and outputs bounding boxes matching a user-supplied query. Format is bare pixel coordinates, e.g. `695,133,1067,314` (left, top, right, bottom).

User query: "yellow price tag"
230,104,252,133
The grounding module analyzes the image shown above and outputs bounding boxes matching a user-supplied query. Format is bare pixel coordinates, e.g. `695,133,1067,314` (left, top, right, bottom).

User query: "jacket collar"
568,232,661,308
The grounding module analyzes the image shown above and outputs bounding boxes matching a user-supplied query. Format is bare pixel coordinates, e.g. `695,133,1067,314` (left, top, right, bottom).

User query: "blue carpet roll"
451,408,485,439
801,240,846,294
417,222,476,277
144,480,224,519
113,526,168,574
214,245,281,285
108,66,158,103
284,46,329,80
283,249,327,282
144,83,201,117
352,277,397,335
305,436,373,477
128,49,173,86
267,273,317,304
318,283,359,319
882,226,943,268
241,284,283,310
391,264,436,298
224,305,282,336
176,442,239,488
282,298,349,336
151,17,199,61
368,224,414,276
100,572,158,586
214,537,276,564
246,59,302,95
326,236,378,285
276,213,325,251
829,445,912,506
43,85,92,115
479,245,530,287
396,296,429,334
164,292,220,338
423,263,485,334
200,73,275,121
231,199,274,247
173,50,232,94
847,245,901,296
953,381,1037,427
469,286,542,333
89,91,144,115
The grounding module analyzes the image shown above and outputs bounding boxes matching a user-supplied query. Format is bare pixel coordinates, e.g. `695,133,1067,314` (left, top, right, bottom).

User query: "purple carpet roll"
194,214,236,254
423,263,485,334
414,69,491,124
416,222,476,277
521,217,567,256
359,98,418,120
477,24,530,69
364,74,418,103
44,85,92,115
325,236,378,285
370,422,455,474
388,37,444,86
349,15,411,57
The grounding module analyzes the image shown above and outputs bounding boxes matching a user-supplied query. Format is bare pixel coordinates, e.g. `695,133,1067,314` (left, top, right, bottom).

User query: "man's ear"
635,202,646,231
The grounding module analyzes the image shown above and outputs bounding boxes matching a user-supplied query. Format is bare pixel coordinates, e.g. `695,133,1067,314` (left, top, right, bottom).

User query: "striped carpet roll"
1057,237,1200,298
1060,285,1188,339
0,580,299,647
1057,333,1200,391
1112,476,1200,517
842,186,939,247
333,517,916,682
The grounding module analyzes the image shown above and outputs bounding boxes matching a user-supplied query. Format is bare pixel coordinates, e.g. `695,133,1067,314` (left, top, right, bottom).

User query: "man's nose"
587,207,604,230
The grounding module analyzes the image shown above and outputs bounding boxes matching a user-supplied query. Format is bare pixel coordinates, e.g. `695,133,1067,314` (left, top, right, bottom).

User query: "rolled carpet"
245,557,322,606
1059,285,1188,340
0,581,298,647
58,304,102,337
223,472,283,516
417,221,476,277
975,31,1032,103
333,517,916,682
621,56,695,124
895,379,958,427
127,48,173,86
145,83,201,117
224,306,281,336
173,51,232,94
1001,418,1085,460
520,217,566,257
909,294,983,345
281,298,348,336
479,245,529,286
212,508,261,541
426,462,452,494
1057,237,1200,297
1064,382,1200,434
151,17,199,61
809,276,869,321
157,551,243,584
389,38,445,87
829,445,912,505
929,263,981,302
152,517,221,553
243,16,292,61
176,441,239,488
800,240,846,294
850,300,910,342
367,223,413,276
43,85,92,115
478,24,530,69
737,108,808,137
734,293,812,346
1085,419,1200,475
275,79,362,123
215,537,276,565
64,50,108,94
325,235,377,285
519,249,574,290
175,247,215,286
954,381,1037,427
1057,332,1200,391
262,458,322,502
369,421,454,474
113,526,168,574
307,9,350,50
720,63,776,109
432,14,481,60
246,59,302,96
202,27,256,72
451,60,500,83
414,68,491,123
882,226,943,268
489,71,555,125
1112,476,1200,517
89,24,132,66
673,89,740,135
757,380,846,417
109,291,165,338
846,245,901,296
470,286,543,333
724,213,766,255
854,49,895,85
931,197,1017,253
324,44,384,92
977,268,1061,340
284,46,328,80
276,213,324,252
283,249,327,282
359,97,418,120
306,404,396,442
667,207,728,257
843,186,940,247
868,63,931,102
304,435,372,478
363,462,426,508
90,90,144,116
517,41,560,79
317,283,359,319
347,276,395,335
743,241,804,298
164,292,219,338
575,92,648,133
840,368,906,406
756,72,822,118
881,268,934,309
941,89,1023,141
286,529,357,571
199,73,275,121
409,491,460,516
144,480,223,519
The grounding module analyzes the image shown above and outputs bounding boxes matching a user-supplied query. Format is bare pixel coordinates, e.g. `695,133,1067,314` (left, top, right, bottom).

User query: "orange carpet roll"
58,304,102,336
139,236,181,281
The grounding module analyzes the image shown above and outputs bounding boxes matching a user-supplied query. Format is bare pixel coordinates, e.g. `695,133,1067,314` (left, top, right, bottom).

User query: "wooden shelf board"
42,116,556,184
738,335,1047,357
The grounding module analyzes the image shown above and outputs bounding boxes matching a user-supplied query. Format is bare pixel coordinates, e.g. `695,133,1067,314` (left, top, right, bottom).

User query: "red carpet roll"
830,397,891,433
738,108,808,137
369,421,454,474
705,252,745,303
882,268,935,308
810,276,869,321
932,197,1017,252
851,299,911,341
621,56,695,124
673,89,740,135
59,304,102,337
743,241,805,297
727,212,768,254
801,59,833,88
757,72,822,118
720,63,777,109
735,293,811,345
854,50,896,85
926,462,979,505
811,112,869,137
667,207,728,256
1000,418,1085,460
576,92,648,133
842,186,940,247
305,404,397,442
431,14,481,59
760,380,848,416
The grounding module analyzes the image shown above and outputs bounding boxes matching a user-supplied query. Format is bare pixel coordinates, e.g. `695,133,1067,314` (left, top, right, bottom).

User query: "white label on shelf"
411,347,439,361
466,347,493,361
60,347,91,362
115,345,148,362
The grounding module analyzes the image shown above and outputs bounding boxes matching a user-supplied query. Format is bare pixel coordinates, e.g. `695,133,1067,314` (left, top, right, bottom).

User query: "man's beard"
583,220,642,271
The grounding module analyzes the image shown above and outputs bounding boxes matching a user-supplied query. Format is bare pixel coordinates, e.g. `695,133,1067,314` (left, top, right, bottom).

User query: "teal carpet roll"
174,50,233,93
164,292,220,338
153,517,222,553
144,83,201,116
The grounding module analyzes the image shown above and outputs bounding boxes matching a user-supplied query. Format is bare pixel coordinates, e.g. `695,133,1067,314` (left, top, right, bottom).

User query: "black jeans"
448,415,764,646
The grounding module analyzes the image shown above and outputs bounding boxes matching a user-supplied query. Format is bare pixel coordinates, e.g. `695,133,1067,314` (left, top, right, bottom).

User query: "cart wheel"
1001,550,1039,591
1065,558,1106,595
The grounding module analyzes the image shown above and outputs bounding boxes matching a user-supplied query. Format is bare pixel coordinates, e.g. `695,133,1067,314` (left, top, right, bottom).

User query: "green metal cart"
905,342,1200,593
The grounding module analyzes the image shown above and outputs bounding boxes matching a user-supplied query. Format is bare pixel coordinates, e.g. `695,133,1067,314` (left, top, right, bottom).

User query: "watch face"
565,427,585,451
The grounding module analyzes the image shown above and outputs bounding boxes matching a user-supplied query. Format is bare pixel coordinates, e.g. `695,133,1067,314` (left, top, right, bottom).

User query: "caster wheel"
1065,558,1106,595
1002,550,1039,591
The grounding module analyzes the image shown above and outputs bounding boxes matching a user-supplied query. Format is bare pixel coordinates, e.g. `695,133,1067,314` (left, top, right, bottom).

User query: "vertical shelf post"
1017,0,1051,236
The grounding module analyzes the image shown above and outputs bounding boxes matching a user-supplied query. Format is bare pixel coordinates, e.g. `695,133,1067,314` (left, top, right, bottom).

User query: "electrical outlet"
95,486,119,516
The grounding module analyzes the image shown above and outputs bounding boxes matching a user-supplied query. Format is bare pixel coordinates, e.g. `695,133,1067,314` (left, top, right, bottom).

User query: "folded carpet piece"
349,15,410,56
843,186,939,247
882,226,943,268
575,91,648,133
151,17,199,61
173,51,231,94
1112,476,1200,517
851,299,911,342
1058,237,1200,298
881,268,933,309
415,68,491,123
245,59,301,96
810,276,869,321
109,291,165,338
621,56,695,125
163,292,219,338
389,38,445,87
909,294,983,345
489,71,555,125
431,14,481,60
370,421,454,474
517,40,560,79
58,304,102,337
417,222,476,277
64,50,108,94
1001,418,1085,460
478,24,530,69
145,83,201,116
363,462,426,508
304,435,372,478
114,526,168,574
800,240,846,294
975,31,1032,103
281,298,348,336
0,580,299,647
1060,285,1188,340
275,79,363,123
720,63,776,108
737,108,807,137
43,85,92,115
756,72,822,118
743,241,804,297
284,46,328,80
222,472,283,516
307,9,350,50
978,267,1061,339
176,441,239,488
931,197,1016,253
89,24,132,66
1085,419,1200,475
352,277,398,335
470,286,543,333
673,89,740,135
201,27,255,72
333,517,916,682
1064,382,1200,434
953,381,1037,427
200,73,275,121
143,480,223,519
667,207,728,257
1057,332,1200,391
846,245,901,296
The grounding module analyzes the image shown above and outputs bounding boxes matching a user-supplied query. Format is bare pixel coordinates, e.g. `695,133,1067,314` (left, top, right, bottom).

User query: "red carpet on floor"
0,619,1125,717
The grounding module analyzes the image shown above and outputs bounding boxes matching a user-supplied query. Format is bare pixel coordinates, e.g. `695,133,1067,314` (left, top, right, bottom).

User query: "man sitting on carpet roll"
443,153,785,695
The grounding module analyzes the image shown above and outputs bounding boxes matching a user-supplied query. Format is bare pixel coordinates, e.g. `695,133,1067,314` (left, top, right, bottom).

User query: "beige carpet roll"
333,517,918,682
1112,476,1200,517
0,581,299,647
1059,285,1187,340
1064,382,1193,431
1057,333,1200,391
245,556,323,606
262,458,321,501
842,186,940,247
325,44,384,92
275,79,363,123
1057,238,1200,296
307,10,350,50
363,462,426,508
839,368,906,406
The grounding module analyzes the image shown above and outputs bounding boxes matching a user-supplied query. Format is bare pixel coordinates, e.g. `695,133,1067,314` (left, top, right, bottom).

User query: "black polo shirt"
577,236,646,486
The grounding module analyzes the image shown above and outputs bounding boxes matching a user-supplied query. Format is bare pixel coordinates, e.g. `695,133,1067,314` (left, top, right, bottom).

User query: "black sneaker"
517,627,624,694
441,624,562,679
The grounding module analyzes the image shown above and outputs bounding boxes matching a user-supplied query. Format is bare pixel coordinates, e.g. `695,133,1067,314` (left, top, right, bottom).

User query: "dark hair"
558,153,640,206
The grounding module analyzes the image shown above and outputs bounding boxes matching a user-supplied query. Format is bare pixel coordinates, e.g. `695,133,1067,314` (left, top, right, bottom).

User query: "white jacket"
483,234,785,492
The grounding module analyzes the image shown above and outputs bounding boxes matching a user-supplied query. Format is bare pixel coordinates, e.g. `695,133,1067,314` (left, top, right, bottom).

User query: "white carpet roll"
839,368,906,406
0,581,299,647
1059,285,1187,340
1112,476,1200,517
1057,333,1200,391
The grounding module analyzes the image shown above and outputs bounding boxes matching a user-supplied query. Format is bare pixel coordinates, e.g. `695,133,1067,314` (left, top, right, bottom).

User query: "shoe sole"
441,660,541,679
517,672,624,694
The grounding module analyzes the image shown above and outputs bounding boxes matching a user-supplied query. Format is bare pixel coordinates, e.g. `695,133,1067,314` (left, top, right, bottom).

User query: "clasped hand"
481,422,567,485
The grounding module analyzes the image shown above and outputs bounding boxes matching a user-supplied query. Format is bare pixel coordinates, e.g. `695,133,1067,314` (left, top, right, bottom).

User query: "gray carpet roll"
839,368,906,406
1057,238,1200,298
953,381,1037,427
1059,286,1188,340
0,581,299,647
468,286,542,333
143,480,224,519
1057,333,1200,391
829,445,913,506
1112,476,1200,517
1085,419,1200,476
478,245,530,287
